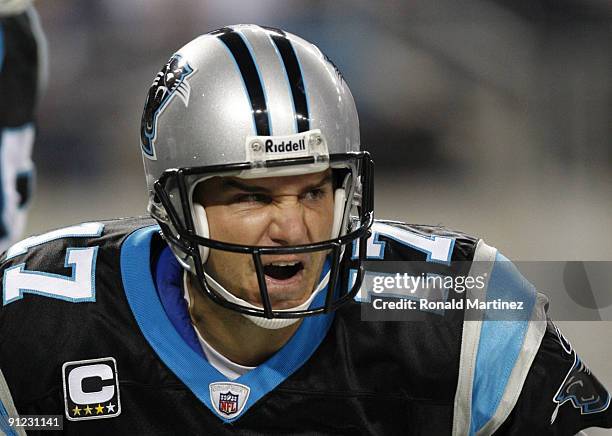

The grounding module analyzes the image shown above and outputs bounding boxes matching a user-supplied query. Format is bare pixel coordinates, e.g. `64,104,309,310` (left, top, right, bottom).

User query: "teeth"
267,261,299,267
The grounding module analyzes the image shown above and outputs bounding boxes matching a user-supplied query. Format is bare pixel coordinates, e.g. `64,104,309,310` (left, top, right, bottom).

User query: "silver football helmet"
140,25,373,326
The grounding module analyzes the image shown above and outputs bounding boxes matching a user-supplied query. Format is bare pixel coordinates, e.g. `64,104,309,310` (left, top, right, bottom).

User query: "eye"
235,193,272,204
302,188,327,201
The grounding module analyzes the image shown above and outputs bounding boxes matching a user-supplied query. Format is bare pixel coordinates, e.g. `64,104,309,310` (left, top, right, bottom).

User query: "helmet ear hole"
192,203,210,263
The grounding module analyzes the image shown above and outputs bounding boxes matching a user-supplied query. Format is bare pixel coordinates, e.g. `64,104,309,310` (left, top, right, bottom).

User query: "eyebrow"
222,173,332,193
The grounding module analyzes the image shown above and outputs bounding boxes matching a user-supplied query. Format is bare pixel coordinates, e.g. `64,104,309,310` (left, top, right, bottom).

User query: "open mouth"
263,261,304,281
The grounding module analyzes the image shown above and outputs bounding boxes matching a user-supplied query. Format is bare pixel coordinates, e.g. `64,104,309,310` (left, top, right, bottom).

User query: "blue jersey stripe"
470,253,536,434
0,399,18,436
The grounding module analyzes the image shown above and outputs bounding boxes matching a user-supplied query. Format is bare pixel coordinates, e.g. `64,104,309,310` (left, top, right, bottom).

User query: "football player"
0,0,46,253
0,25,610,435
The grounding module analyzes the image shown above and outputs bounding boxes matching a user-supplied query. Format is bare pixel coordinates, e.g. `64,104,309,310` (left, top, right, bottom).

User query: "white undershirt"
193,326,254,380
183,273,255,380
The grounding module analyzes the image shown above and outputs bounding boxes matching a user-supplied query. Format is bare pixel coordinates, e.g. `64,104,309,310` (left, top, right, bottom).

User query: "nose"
266,196,308,246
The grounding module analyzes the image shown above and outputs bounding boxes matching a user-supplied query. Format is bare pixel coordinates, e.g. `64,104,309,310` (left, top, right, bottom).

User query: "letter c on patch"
68,363,115,404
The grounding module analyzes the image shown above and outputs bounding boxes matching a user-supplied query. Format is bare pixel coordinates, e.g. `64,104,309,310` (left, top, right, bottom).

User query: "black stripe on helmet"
266,30,310,133
215,28,271,136
259,25,286,36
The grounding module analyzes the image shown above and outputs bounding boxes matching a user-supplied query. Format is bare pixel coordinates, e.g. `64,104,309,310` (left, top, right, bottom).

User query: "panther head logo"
140,54,196,159
551,353,611,423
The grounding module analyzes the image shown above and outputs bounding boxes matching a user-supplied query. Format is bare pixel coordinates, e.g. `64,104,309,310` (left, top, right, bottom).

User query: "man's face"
194,170,335,310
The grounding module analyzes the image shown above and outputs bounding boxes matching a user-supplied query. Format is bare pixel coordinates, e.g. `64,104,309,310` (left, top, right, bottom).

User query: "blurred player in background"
0,0,46,252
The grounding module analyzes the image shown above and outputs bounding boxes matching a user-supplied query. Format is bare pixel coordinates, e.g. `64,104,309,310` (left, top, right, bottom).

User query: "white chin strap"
189,187,345,329
198,269,330,329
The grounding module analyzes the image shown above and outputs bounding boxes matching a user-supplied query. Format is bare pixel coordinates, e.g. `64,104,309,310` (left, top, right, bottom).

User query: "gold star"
84,405,93,415
72,405,81,416
95,404,104,414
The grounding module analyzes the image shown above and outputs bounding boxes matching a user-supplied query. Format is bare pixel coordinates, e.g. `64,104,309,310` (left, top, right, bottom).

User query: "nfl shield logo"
209,382,250,419
218,391,239,415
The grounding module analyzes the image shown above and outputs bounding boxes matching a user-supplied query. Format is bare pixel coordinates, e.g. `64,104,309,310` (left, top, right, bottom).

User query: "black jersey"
0,217,610,435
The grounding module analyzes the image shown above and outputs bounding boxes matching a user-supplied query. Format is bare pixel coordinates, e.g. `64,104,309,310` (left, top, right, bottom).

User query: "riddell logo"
265,138,306,153
245,129,326,163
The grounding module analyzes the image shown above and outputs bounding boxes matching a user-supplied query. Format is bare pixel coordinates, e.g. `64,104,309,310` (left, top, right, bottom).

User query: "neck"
186,274,301,366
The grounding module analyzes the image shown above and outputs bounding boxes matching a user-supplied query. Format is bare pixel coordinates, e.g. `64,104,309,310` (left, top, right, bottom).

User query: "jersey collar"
120,225,334,423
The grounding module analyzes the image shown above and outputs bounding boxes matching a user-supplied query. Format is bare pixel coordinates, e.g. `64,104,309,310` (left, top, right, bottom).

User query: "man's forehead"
219,169,332,191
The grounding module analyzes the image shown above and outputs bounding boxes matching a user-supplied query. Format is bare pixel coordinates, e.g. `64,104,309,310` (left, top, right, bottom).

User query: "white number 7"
3,223,104,305
354,222,454,264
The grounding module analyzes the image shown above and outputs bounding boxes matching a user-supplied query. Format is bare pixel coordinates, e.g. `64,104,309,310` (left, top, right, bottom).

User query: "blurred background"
22,0,612,430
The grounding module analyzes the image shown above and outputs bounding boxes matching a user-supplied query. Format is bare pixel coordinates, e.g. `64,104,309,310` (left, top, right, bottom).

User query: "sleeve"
0,222,107,416
493,322,612,435
0,6,47,252
0,369,26,436
452,240,611,436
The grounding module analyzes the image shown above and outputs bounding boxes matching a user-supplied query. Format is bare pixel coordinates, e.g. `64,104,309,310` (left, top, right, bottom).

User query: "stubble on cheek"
205,250,257,299
203,205,262,300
